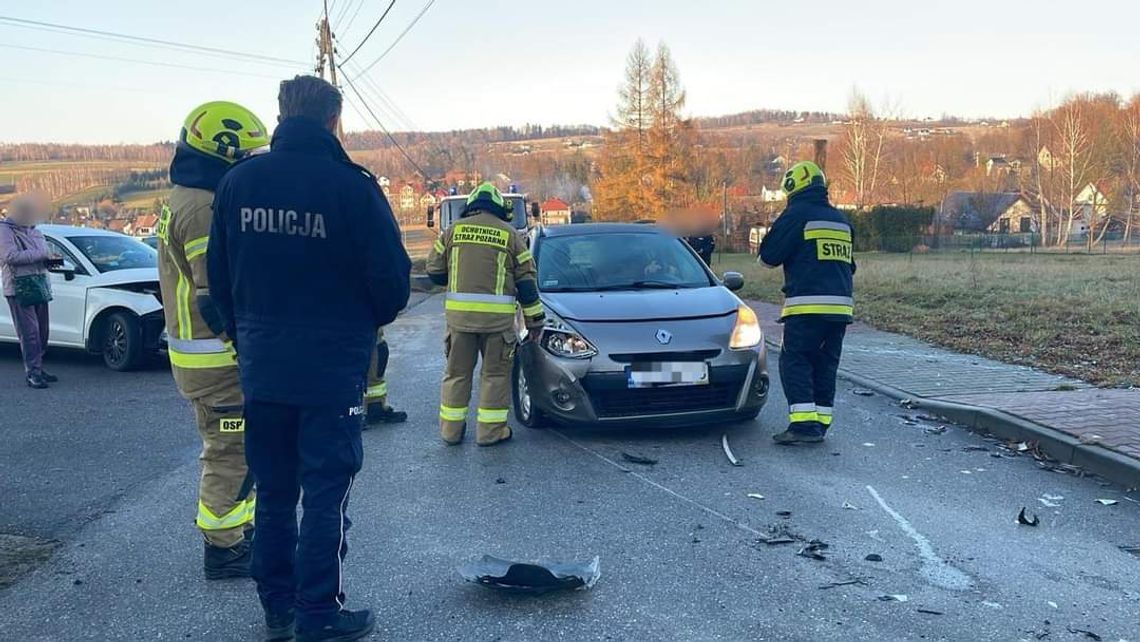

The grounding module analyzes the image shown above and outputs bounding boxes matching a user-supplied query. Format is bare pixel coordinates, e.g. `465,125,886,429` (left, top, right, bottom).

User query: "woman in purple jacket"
0,194,61,388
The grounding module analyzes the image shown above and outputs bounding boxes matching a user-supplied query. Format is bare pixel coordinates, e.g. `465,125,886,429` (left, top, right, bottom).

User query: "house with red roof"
539,197,571,225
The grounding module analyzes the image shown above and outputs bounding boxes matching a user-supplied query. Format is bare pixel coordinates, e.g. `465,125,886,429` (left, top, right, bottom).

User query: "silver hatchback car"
513,223,769,428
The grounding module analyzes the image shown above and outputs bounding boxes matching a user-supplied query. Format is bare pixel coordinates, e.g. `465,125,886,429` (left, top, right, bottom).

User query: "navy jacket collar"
271,117,350,163
169,145,230,191
788,185,831,208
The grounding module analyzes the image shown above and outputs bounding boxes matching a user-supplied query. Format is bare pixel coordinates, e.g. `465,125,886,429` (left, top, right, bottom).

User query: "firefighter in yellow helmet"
426,182,545,446
157,101,268,578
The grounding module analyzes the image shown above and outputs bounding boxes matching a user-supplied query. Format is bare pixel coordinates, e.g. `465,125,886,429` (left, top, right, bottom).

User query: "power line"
338,0,370,37
340,72,428,178
341,0,397,65
0,43,285,80
345,59,418,132
352,0,436,78
0,15,309,68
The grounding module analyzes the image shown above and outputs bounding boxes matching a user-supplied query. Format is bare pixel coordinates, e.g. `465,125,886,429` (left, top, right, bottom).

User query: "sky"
0,0,1138,144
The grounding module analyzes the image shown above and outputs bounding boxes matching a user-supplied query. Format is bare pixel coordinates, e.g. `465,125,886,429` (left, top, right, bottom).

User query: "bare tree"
839,88,888,208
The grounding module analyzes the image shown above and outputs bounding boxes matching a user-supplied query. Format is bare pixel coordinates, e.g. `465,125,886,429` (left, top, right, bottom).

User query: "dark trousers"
244,399,364,627
5,296,48,374
779,317,847,434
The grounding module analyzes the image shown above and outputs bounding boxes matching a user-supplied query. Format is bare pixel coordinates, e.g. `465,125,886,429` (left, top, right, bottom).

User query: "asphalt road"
1,295,1139,641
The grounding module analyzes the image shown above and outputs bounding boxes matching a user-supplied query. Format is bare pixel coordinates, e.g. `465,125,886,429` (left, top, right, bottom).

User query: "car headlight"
542,313,598,359
729,304,763,349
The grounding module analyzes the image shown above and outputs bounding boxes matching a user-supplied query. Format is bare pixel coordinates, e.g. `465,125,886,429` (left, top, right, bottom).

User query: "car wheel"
102,311,142,371
511,356,545,429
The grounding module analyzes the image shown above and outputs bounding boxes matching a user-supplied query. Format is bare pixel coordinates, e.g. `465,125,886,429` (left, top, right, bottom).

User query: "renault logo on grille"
655,329,672,345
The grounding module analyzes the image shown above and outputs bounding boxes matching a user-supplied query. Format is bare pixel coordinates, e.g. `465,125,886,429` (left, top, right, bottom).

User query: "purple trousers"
5,296,49,374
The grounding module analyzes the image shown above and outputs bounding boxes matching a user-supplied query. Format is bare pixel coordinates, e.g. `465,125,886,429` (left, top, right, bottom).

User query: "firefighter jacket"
208,116,411,407
758,185,856,323
158,176,237,399
425,211,544,333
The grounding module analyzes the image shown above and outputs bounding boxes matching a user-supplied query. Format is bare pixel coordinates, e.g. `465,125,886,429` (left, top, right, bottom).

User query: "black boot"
265,608,296,641
203,539,251,580
26,372,48,389
39,370,59,383
772,423,826,445
365,403,407,427
297,609,375,642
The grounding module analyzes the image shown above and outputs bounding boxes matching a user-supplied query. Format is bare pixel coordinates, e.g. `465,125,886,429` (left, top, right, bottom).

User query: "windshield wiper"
592,280,685,291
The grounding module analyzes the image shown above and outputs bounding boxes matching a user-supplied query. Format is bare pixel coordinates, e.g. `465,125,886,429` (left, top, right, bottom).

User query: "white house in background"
1075,183,1108,217
539,198,572,226
761,186,786,203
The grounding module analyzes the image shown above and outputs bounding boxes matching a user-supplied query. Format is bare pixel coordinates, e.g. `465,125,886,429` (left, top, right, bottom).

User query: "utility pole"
316,0,345,140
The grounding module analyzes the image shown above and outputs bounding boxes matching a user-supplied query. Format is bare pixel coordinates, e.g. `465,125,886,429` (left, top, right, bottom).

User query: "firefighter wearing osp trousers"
759,161,856,445
157,101,269,578
426,182,545,446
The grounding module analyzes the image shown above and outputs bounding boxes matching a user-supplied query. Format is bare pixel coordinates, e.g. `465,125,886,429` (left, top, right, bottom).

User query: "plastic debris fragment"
458,555,601,594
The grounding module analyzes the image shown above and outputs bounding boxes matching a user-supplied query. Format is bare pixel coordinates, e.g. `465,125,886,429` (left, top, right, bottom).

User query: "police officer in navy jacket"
208,75,410,642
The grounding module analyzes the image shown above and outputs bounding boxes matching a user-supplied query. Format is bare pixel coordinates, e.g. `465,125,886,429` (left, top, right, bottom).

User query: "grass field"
717,252,1140,387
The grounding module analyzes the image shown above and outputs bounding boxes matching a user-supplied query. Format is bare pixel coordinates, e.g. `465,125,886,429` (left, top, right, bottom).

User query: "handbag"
11,232,52,307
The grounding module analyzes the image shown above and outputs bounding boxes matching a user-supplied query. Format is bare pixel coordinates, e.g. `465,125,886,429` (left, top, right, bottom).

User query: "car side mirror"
50,260,77,281
722,271,744,292
426,205,435,228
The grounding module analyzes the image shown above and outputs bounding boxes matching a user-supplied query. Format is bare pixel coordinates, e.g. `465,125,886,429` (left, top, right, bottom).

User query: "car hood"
85,268,159,288
542,286,738,322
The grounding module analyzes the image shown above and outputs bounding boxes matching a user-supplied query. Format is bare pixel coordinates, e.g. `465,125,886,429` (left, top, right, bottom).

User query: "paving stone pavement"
748,299,1140,474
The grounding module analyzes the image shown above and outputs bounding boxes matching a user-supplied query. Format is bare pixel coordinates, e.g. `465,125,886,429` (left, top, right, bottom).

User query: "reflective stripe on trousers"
365,381,387,401
788,402,819,424
197,498,255,530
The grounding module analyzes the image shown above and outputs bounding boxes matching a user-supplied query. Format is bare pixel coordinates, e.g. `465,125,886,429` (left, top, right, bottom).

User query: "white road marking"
866,485,974,591
552,430,766,537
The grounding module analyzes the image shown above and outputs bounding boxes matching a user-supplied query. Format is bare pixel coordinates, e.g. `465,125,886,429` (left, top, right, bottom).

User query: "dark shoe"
772,425,826,445
203,539,251,580
297,609,375,642
265,608,296,641
365,404,407,427
26,373,48,389
39,371,59,383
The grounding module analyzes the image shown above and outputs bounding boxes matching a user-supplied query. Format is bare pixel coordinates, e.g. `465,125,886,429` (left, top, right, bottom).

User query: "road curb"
765,338,1140,489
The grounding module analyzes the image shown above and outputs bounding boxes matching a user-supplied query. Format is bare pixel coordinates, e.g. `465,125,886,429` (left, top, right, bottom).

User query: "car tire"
511,356,545,429
102,311,142,371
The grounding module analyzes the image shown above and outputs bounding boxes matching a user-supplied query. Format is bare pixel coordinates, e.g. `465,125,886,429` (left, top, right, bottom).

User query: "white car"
0,225,166,371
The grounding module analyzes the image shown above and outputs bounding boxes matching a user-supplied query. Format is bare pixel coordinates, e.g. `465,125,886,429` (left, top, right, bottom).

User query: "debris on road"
1017,507,1041,526
1078,433,1103,445
899,399,917,409
961,445,989,452
1066,626,1102,641
620,452,658,466
458,555,601,594
495,477,506,485
852,388,875,397
819,578,865,590
776,510,793,518
721,434,742,466
862,442,876,447
916,608,944,616
877,594,909,602
1118,545,1140,557
754,536,796,546
1095,499,1118,506
923,426,948,435
842,501,861,511
1038,497,1061,508
864,554,883,562
746,493,765,501
797,540,829,561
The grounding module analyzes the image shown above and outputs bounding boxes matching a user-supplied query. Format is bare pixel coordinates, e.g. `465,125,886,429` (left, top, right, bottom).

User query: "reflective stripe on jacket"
425,212,542,333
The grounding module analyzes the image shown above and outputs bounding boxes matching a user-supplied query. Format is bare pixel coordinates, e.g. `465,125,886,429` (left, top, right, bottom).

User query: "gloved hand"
525,324,544,344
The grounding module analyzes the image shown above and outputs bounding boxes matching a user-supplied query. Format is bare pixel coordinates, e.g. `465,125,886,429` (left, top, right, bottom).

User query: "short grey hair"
278,75,343,124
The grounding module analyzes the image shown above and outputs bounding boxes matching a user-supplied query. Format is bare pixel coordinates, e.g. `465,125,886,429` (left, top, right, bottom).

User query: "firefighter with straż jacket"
426,182,545,446
759,161,855,444
157,101,268,580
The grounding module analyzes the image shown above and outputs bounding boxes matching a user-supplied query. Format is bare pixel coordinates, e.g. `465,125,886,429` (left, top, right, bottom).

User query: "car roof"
37,224,130,238
539,222,666,237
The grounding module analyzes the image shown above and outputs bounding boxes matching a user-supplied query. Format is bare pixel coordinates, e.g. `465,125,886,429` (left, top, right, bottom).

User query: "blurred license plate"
627,362,709,388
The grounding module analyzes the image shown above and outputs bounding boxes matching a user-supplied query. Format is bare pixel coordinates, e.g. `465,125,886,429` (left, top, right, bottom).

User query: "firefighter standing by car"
759,161,855,444
426,182,545,446
156,101,268,578
363,327,406,427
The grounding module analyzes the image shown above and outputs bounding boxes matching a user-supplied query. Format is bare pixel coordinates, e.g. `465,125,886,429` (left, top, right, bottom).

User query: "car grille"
583,364,748,418
608,349,721,363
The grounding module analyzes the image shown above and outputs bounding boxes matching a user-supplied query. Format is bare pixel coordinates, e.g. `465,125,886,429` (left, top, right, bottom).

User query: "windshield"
537,232,712,292
440,196,527,230
68,235,157,273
